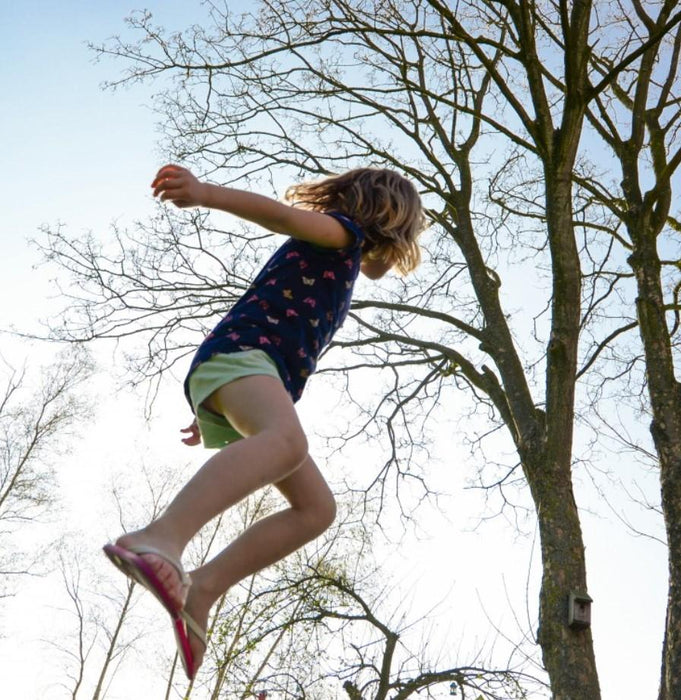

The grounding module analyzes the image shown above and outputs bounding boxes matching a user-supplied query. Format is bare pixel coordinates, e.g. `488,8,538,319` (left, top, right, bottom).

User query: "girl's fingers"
151,175,181,191
151,164,184,188
159,191,182,202
150,165,197,207
157,164,183,177
180,422,200,446
153,177,186,199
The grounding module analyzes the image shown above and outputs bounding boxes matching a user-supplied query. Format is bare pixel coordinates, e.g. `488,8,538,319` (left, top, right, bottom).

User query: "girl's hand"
180,419,201,446
151,165,207,208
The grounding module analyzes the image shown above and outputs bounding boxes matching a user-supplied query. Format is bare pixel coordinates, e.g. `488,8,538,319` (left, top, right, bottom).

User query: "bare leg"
116,375,310,607
183,455,336,667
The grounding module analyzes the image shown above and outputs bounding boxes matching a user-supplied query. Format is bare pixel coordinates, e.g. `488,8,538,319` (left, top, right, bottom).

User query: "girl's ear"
360,258,393,280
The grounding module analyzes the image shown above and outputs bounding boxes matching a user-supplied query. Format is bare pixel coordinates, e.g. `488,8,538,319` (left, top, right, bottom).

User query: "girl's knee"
322,493,337,530
280,428,309,467
276,456,335,535
265,425,309,471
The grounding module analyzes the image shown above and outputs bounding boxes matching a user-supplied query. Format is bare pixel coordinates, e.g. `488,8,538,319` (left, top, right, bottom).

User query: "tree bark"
627,214,681,700
526,173,599,698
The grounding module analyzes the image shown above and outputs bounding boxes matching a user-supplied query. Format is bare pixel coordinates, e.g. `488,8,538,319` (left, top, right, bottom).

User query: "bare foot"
116,529,189,610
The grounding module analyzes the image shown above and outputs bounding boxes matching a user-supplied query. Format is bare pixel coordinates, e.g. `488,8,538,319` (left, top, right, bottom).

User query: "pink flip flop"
103,543,191,616
104,542,205,680
173,609,208,680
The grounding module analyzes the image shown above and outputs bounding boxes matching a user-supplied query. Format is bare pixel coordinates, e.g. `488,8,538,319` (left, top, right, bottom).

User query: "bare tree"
187,493,545,700
52,547,137,700
36,0,681,697
52,465,187,699
574,5,681,697
266,560,545,700
55,482,519,700
0,350,90,596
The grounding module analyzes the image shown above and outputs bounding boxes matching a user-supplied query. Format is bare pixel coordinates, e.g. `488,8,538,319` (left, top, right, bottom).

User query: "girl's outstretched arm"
151,165,353,250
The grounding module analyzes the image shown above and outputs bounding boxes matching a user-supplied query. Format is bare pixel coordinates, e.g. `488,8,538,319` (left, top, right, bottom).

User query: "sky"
0,2,670,699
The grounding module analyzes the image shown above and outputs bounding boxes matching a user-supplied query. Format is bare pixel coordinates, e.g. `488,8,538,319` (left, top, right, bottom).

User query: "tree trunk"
528,449,598,699
526,173,600,699
627,216,681,700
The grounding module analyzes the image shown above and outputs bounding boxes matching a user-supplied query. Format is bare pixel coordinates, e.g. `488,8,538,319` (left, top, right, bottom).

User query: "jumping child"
104,164,425,679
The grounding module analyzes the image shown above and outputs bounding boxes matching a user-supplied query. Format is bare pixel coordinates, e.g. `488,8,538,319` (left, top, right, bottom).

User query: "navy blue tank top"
185,212,365,405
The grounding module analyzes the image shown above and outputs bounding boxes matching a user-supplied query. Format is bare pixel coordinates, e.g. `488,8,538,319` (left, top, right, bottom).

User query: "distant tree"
53,467,183,700
54,480,528,699
261,558,545,700
0,350,90,597
53,547,137,700
187,493,545,700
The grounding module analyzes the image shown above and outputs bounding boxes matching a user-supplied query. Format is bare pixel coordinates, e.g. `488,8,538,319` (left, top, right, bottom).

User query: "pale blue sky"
1,2,220,336
3,3,151,330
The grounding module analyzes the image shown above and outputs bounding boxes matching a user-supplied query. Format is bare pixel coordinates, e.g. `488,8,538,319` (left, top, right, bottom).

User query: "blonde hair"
285,168,426,275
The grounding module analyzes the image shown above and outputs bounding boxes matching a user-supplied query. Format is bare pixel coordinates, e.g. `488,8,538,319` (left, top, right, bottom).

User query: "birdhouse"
568,591,593,629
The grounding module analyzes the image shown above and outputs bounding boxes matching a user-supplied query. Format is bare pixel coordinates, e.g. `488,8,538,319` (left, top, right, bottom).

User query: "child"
104,164,425,679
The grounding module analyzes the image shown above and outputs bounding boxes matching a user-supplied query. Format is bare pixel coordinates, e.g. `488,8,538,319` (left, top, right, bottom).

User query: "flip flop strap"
182,610,208,648
127,545,192,587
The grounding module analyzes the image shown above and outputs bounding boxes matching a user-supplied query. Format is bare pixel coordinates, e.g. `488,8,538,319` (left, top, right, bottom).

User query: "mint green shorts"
187,349,282,449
